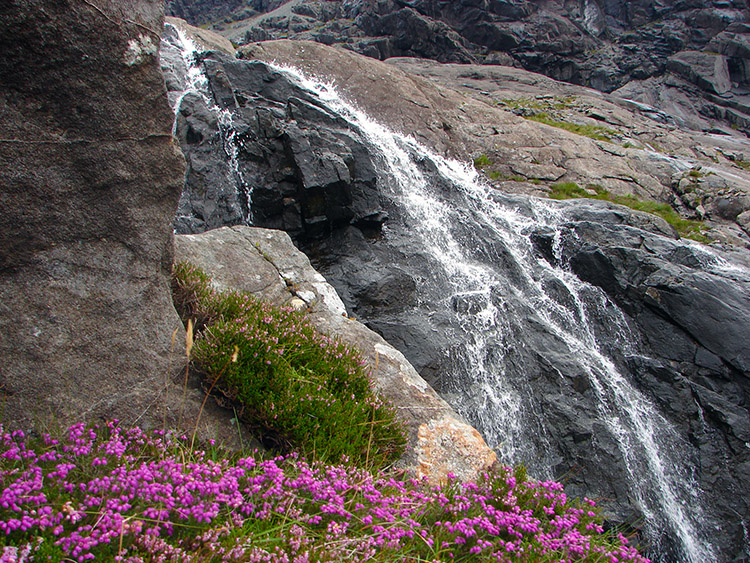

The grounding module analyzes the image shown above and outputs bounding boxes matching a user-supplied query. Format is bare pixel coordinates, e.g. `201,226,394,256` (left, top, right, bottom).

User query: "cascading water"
161,31,737,559
264,65,718,562
162,24,251,226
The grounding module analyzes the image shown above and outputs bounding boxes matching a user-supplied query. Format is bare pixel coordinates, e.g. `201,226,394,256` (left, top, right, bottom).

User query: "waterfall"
161,29,726,558
267,65,718,563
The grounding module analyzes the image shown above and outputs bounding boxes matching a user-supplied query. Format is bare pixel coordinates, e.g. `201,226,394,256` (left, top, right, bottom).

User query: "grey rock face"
163,38,387,240
0,0,241,445
174,226,498,482
166,0,251,25
667,50,733,95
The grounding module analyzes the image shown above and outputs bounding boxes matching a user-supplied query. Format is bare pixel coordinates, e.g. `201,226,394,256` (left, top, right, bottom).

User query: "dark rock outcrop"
205,0,748,92
550,199,750,541
162,35,387,240
166,0,287,26
0,1,240,444
667,50,733,95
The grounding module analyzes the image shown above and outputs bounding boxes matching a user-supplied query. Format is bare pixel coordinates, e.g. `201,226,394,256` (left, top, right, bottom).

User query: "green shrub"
171,262,406,468
473,154,492,167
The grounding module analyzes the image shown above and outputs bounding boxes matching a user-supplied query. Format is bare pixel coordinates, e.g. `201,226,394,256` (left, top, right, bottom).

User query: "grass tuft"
473,154,493,168
171,262,406,469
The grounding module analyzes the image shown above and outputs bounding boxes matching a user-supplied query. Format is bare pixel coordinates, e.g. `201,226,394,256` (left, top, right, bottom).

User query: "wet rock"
552,200,750,557
163,38,386,240
165,16,236,55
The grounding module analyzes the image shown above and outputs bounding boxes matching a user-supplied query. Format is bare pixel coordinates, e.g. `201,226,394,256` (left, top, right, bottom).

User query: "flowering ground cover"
171,262,405,468
0,422,650,562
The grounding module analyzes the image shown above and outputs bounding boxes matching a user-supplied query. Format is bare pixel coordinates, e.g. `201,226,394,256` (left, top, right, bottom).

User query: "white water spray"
270,64,717,562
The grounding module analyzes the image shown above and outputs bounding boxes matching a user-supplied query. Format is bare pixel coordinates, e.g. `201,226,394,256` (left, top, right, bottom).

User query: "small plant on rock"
171,262,406,469
474,154,493,168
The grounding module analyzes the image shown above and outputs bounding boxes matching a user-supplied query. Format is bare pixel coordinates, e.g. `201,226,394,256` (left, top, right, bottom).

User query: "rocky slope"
163,27,750,560
169,0,750,135
166,0,287,26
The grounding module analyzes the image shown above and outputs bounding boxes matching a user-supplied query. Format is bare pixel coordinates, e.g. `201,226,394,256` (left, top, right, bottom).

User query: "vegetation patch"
549,182,709,242
171,262,405,469
473,154,493,168
501,96,576,111
0,422,650,562
525,113,618,142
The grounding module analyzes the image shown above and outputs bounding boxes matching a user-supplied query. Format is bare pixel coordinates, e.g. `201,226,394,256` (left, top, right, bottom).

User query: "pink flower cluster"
0,422,650,562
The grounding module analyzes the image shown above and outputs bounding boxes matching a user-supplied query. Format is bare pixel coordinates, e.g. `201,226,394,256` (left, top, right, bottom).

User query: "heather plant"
0,422,651,562
171,262,406,469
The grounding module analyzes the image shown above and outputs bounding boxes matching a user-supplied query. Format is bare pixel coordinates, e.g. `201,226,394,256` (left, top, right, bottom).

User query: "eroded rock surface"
174,225,497,482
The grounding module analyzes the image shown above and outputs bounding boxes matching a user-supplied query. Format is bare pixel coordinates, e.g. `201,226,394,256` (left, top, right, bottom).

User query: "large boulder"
0,0,239,443
174,226,498,482
667,50,733,95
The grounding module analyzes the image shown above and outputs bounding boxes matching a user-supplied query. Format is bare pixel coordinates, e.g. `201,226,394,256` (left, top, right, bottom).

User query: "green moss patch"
549,182,709,242
526,113,617,142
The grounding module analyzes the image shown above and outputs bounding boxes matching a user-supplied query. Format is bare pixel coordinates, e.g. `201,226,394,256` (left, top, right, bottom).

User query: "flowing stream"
163,35,720,561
